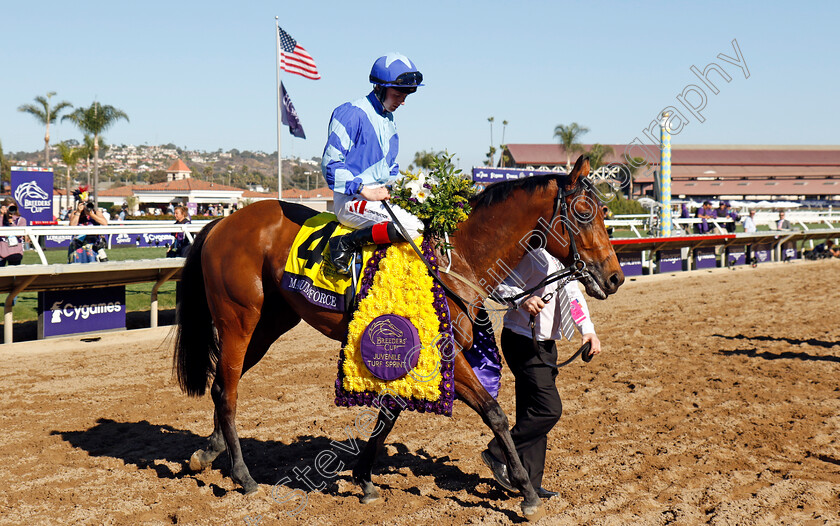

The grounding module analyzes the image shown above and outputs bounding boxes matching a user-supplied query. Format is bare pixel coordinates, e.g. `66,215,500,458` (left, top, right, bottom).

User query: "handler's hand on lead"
361,186,391,201
582,333,601,356
521,295,545,316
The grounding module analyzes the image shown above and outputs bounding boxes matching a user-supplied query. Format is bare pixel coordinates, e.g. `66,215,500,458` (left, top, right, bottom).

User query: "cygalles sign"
38,286,126,338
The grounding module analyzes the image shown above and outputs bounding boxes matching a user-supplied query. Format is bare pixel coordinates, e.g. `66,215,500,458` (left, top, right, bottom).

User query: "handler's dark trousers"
488,328,563,490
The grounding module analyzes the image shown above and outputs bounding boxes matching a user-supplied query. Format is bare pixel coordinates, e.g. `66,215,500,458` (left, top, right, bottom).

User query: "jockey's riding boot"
328,222,403,275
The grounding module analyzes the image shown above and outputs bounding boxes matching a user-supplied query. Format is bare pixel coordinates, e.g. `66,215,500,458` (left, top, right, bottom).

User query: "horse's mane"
470,173,563,210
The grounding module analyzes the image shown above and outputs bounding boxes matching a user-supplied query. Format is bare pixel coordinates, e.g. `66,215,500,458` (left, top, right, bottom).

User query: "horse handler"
482,248,601,499
321,52,425,274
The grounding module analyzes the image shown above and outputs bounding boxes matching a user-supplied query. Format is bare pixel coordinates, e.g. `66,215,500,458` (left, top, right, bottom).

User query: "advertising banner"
618,252,643,276
11,168,56,225
726,245,747,266
109,232,175,248
471,167,563,183
44,234,75,248
694,247,717,269
38,286,126,338
750,243,772,264
657,249,684,273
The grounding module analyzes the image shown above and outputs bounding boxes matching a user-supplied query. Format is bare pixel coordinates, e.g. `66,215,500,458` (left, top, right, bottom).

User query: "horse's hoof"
521,501,546,522
359,481,381,504
245,485,265,497
189,450,206,472
242,481,261,495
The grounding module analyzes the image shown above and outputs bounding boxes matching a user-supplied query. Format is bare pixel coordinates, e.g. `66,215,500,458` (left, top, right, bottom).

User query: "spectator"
68,197,108,263
100,207,111,222
742,210,757,233
830,240,840,258
776,210,791,230
695,201,714,234
167,206,192,258
0,198,27,267
118,203,128,221
713,201,740,233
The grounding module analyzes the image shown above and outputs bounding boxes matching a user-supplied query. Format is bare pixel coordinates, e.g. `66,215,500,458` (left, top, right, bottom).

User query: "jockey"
321,52,425,274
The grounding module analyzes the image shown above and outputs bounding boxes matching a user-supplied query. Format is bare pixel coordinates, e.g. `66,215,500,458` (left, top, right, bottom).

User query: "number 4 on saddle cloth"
281,212,501,416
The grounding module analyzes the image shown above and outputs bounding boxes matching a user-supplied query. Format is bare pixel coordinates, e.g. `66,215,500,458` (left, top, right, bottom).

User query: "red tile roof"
672,179,840,196
136,179,242,192
505,144,840,167
99,185,138,197
166,159,191,173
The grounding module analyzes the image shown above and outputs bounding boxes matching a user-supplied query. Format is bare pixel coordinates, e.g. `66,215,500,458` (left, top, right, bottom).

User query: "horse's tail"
173,218,223,397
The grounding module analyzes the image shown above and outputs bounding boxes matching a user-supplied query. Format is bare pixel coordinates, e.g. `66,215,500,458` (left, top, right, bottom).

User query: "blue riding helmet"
369,53,424,89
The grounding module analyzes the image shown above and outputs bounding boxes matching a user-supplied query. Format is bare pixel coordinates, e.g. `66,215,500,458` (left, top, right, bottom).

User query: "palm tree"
56,141,82,212
409,150,441,171
0,140,11,189
63,102,129,205
17,92,73,168
587,143,615,172
487,116,495,166
553,122,589,172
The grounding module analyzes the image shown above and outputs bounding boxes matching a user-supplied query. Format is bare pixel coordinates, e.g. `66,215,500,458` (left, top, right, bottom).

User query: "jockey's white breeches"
334,192,424,240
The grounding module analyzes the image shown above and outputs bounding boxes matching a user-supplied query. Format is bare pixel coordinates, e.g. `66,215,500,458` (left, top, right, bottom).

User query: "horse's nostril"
608,272,622,288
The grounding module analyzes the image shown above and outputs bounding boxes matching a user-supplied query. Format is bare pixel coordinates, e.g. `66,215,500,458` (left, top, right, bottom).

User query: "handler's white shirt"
494,249,595,341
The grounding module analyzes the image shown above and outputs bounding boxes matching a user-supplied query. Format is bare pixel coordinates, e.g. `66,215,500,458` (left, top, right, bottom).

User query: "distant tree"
485,146,497,166
56,141,82,211
487,116,495,166
147,169,167,184
409,150,441,171
202,166,214,181
553,122,589,172
63,102,129,205
499,144,511,168
587,143,614,171
0,140,10,185
17,91,73,168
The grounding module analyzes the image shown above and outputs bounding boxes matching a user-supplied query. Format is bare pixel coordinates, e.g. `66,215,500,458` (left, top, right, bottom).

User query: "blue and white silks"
321,91,399,196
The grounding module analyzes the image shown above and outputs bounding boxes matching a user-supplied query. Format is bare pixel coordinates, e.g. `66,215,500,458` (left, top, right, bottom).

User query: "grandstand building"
500,144,840,202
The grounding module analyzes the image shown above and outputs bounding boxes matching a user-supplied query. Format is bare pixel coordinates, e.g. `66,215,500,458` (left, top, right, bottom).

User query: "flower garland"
335,239,455,416
390,152,477,238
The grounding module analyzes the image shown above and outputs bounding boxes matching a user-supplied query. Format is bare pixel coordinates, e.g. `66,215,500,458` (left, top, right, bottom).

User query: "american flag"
278,27,320,80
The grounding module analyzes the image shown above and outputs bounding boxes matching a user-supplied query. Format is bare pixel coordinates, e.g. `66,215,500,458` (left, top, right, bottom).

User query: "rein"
381,177,591,327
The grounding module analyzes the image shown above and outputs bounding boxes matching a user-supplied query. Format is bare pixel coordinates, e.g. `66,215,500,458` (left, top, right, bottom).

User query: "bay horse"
173,155,624,521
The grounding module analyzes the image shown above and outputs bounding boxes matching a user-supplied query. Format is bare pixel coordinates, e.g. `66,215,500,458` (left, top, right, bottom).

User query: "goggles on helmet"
370,70,424,87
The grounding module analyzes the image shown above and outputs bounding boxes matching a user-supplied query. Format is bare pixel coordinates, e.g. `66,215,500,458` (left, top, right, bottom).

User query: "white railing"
0,224,207,264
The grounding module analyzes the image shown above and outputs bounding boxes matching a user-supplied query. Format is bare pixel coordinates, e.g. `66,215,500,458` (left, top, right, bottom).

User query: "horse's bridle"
383,175,594,323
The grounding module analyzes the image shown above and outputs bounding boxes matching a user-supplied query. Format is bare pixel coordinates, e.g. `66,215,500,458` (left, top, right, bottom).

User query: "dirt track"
1,260,839,525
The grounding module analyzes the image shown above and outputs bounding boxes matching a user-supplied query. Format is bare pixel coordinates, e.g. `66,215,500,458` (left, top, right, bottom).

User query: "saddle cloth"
282,213,502,414
281,212,375,312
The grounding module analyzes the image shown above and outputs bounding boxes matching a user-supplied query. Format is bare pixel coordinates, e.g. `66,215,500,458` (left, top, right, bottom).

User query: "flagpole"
275,16,283,200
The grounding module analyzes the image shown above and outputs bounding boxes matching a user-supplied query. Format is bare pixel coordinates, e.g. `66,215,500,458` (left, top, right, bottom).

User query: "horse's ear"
566,155,591,189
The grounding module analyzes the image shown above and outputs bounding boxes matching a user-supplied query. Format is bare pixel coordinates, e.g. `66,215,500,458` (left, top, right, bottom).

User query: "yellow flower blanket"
335,239,455,416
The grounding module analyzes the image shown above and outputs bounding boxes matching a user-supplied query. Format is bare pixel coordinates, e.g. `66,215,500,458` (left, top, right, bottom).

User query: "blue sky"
2,1,838,172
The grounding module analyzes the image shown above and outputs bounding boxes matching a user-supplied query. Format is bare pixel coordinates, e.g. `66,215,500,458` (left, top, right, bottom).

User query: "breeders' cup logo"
48,300,123,324
368,318,405,347
14,181,51,214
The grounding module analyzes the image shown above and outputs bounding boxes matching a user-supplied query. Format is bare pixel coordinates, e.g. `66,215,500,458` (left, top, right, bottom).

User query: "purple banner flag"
281,82,306,139
11,168,55,225
471,167,564,183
